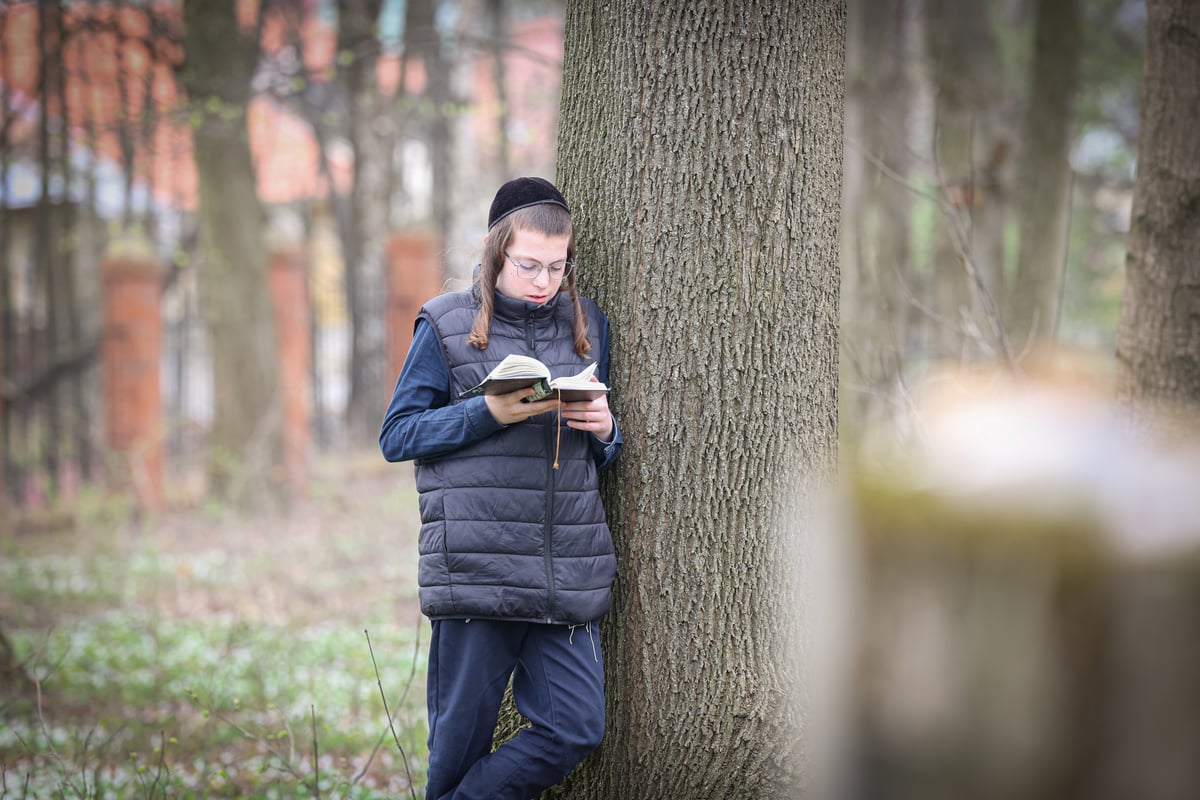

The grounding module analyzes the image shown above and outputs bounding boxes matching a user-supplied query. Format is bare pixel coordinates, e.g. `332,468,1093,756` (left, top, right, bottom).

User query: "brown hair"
467,204,592,357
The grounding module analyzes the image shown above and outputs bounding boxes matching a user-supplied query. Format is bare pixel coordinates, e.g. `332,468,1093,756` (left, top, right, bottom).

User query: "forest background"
0,0,1189,798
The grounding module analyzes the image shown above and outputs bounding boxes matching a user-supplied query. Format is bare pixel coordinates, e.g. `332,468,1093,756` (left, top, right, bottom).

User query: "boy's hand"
485,387,561,425
561,379,614,441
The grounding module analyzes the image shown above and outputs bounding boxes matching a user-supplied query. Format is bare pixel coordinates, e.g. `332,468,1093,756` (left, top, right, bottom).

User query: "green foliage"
0,464,429,798
2,612,427,798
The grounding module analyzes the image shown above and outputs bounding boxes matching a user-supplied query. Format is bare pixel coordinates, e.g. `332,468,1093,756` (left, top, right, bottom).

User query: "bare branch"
364,628,418,800
849,120,1018,371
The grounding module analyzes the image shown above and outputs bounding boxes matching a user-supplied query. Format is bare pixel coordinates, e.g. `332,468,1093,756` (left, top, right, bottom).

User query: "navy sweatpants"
423,619,605,800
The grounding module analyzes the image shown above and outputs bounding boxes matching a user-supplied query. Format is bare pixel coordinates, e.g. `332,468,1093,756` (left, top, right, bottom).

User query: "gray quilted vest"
414,287,616,624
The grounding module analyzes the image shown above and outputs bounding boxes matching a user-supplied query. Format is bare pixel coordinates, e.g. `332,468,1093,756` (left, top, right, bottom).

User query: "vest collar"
491,288,567,323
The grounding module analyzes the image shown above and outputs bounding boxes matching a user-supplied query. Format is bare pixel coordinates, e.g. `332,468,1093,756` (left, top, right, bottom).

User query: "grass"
1,453,429,799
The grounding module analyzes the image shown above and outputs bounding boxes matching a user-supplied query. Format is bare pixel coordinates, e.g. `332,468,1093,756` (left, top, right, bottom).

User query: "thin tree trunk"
336,0,387,444
486,0,511,182
37,1,61,494
54,2,92,483
181,0,283,506
137,8,163,241
551,1,844,796
277,1,380,444
0,32,12,503
407,0,453,266
114,0,137,229
1115,0,1200,431
1007,0,1083,355
924,0,1009,363
842,0,915,438
76,16,109,480
338,0,369,441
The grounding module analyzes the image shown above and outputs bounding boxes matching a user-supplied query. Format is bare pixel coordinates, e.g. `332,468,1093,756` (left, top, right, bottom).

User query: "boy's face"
495,227,572,306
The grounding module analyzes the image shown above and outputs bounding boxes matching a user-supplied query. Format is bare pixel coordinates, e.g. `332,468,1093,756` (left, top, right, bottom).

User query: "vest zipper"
544,455,556,623
530,307,557,622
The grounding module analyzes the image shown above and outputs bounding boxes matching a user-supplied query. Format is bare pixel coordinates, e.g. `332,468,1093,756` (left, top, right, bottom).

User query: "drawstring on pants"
568,622,599,663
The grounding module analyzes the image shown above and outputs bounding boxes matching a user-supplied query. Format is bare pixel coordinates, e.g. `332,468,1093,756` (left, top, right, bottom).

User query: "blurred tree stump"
837,376,1200,800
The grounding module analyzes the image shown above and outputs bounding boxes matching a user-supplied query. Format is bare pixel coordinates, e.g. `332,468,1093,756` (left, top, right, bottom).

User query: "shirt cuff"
465,396,506,437
590,414,622,461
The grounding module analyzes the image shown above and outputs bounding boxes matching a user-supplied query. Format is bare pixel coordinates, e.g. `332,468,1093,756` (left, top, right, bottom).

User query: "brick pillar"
268,243,312,495
101,239,164,510
386,229,443,384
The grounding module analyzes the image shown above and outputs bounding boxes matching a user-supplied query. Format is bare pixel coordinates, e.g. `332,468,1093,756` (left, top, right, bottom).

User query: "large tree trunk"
1006,0,1083,355
181,0,283,506
1115,0,1200,431
552,2,843,796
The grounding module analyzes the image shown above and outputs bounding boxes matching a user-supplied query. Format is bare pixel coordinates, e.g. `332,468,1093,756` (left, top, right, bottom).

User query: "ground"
0,450,428,799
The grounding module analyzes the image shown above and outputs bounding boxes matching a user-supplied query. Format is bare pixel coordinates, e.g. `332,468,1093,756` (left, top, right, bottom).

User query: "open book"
460,354,610,402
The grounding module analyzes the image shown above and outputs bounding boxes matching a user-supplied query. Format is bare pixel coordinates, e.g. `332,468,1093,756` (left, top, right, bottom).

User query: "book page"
549,362,608,398
489,354,551,380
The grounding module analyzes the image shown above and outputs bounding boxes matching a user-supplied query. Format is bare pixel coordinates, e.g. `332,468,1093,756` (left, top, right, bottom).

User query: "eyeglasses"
505,251,574,281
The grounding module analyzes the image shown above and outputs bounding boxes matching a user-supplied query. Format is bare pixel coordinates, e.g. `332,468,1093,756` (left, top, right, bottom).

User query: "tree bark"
181,0,283,506
1115,0,1200,431
550,2,844,796
1006,0,1083,355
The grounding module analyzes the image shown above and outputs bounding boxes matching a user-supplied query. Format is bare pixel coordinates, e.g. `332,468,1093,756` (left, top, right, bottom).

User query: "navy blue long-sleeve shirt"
379,318,623,468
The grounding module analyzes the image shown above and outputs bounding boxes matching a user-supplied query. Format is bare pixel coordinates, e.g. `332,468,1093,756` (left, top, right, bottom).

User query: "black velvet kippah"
487,177,570,229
